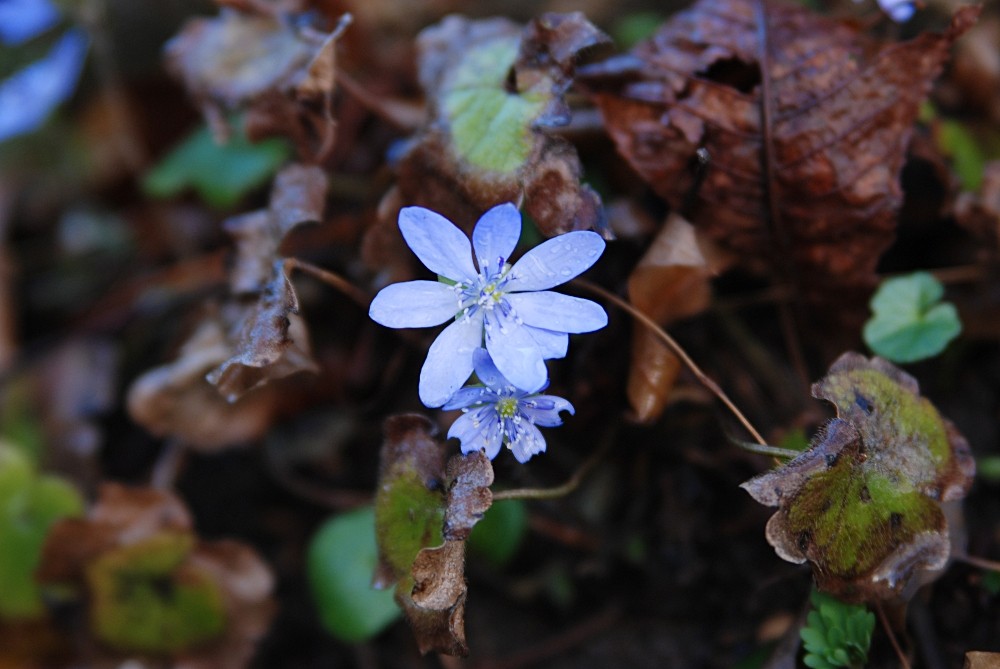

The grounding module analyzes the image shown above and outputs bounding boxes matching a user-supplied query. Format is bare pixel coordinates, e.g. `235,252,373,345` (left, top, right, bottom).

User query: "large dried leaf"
741,353,975,603
373,415,494,656
586,0,979,304
626,213,712,422
391,13,611,237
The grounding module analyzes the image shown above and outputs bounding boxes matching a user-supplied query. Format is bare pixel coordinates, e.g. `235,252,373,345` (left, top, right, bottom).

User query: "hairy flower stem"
285,257,370,308
492,437,611,501
573,279,767,446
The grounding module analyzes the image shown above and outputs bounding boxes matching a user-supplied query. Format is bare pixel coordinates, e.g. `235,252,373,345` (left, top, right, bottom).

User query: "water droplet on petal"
560,268,571,276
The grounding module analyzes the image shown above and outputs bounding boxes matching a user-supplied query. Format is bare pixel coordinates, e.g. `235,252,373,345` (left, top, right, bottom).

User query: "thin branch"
953,553,1000,573
492,437,611,502
731,439,802,460
284,257,370,308
573,279,767,446
875,601,912,669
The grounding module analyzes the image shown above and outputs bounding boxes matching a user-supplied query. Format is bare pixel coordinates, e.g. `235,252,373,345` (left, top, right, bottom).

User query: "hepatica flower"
445,349,574,463
369,203,607,407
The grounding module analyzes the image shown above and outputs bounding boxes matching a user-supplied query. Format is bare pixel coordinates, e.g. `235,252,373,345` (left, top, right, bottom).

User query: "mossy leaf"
307,506,401,643
863,271,961,363
742,353,975,602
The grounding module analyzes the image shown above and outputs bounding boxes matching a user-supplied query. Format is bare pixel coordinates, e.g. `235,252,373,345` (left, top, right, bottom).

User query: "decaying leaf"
373,414,494,656
125,305,310,450
390,12,611,238
955,160,1000,246
741,353,975,603
966,651,1000,669
584,0,979,305
36,484,274,665
165,6,349,157
626,213,713,422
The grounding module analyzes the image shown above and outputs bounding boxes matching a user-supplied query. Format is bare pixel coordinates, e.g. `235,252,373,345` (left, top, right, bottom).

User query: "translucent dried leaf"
626,214,712,422
741,353,975,603
586,0,979,305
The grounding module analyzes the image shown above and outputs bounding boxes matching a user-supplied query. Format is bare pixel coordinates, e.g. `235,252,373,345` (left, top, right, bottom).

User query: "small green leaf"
142,121,289,209
801,590,874,669
937,119,986,191
863,271,961,363
308,506,401,643
977,456,1000,483
0,444,83,620
610,13,663,49
467,498,527,566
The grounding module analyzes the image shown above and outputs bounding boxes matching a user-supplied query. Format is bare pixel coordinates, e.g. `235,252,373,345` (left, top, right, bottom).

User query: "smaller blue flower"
444,349,574,464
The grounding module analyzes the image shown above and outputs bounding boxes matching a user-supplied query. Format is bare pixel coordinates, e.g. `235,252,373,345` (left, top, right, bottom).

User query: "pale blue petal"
419,316,482,407
508,292,607,334
506,231,605,292
508,421,546,463
471,347,511,392
369,280,459,328
528,327,568,359
472,203,521,277
0,29,88,142
0,0,60,45
442,385,497,411
522,395,574,427
484,309,547,393
450,409,502,460
398,206,477,283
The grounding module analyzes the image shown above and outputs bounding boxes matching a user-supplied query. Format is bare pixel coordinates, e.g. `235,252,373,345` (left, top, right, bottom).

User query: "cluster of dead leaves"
35,484,274,669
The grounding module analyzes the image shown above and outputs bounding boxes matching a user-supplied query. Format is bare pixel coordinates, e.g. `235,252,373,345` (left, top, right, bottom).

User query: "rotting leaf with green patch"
373,414,494,656
741,353,975,603
389,12,612,238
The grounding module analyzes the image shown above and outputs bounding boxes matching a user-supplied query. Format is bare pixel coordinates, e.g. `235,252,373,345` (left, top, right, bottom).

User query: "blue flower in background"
369,203,607,407
444,349,574,463
0,0,89,143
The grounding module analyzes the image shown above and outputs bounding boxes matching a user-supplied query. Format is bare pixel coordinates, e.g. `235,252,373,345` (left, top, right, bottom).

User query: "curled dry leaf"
741,353,975,603
373,415,494,656
626,213,712,423
389,12,611,238
584,0,979,305
165,7,349,157
126,304,310,450
36,484,274,666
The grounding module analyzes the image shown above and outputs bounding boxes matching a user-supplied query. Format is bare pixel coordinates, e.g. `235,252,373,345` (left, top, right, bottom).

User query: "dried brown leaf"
585,0,979,305
955,160,1000,246
626,214,712,422
443,451,494,541
407,541,468,656
966,651,1000,669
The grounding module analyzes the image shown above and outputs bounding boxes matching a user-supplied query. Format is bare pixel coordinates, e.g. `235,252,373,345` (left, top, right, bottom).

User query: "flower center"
453,260,513,320
496,397,518,419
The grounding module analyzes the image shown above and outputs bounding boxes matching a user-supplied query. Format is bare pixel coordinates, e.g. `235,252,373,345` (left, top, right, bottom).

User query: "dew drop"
560,268,571,276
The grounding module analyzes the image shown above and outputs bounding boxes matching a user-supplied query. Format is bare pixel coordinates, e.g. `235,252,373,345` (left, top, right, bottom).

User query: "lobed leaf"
863,271,961,363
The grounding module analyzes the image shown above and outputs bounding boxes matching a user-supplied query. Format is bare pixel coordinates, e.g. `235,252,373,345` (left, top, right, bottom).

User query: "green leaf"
467,498,527,566
87,532,227,652
977,455,1000,483
142,121,289,209
610,13,663,49
308,506,401,643
0,444,84,620
937,119,986,191
801,590,874,669
863,271,961,363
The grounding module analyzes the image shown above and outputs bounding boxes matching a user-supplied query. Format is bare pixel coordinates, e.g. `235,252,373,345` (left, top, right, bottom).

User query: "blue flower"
444,349,574,463
369,203,606,407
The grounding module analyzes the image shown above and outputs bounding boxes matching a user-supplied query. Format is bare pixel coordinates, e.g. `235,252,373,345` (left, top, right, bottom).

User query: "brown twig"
952,553,1000,572
875,601,912,669
284,257,370,309
573,279,767,446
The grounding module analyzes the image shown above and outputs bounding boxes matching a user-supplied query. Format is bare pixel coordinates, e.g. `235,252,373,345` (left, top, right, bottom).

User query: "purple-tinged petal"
450,408,503,460
442,385,498,411
471,348,512,392
472,203,521,276
508,421,546,463
398,206,477,283
484,309,547,393
369,280,459,328
506,231,605,292
507,292,607,334
522,395,574,427
419,316,482,407
528,327,568,359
